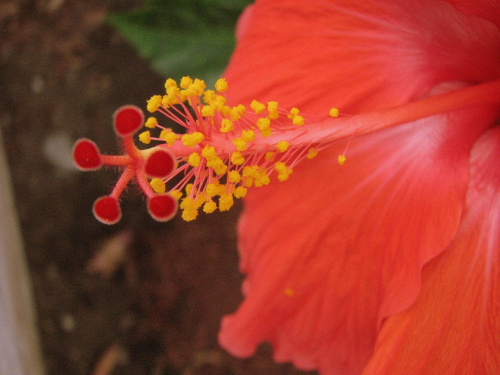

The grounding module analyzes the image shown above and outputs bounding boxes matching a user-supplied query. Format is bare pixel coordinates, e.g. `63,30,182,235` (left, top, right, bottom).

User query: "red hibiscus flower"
217,0,500,374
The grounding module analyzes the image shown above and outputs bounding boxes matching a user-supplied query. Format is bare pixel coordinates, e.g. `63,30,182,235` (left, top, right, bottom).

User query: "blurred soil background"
0,0,317,374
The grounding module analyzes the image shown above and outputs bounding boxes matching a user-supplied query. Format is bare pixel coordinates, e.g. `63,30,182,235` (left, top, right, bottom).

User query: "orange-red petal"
363,126,500,375
219,102,499,373
225,0,500,114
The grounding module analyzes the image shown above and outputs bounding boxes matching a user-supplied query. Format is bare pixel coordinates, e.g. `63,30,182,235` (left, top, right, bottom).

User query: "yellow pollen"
144,117,158,129
203,201,217,213
228,170,241,183
160,129,178,146
182,209,198,222
180,76,193,89
219,193,234,211
292,115,305,126
307,148,318,159
233,138,247,151
187,152,201,167
147,95,162,113
241,130,255,142
338,154,346,165
215,78,229,93
250,100,266,114
206,182,221,198
329,107,340,117
260,128,272,137
233,186,247,198
220,118,234,133
139,131,151,144
202,145,217,160
256,117,270,130
164,78,177,89
203,90,216,104
170,190,183,200
265,151,275,160
201,105,215,117
182,132,205,147
150,178,166,193
276,141,290,152
288,107,300,118
267,101,279,119
231,151,245,165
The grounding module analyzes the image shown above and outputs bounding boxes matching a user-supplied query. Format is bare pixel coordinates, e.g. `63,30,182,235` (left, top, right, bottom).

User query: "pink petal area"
363,127,500,375
224,0,499,114
219,103,499,374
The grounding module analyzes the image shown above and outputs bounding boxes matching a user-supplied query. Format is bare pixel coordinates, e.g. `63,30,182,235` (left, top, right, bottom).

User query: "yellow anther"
307,148,318,159
241,130,255,142
206,183,221,198
233,186,247,198
220,118,234,133
231,151,245,165
185,183,194,195
265,151,275,160
210,160,227,176
292,115,305,126
267,101,278,112
150,178,166,193
256,117,271,130
170,190,183,200
230,107,243,121
147,95,162,113
235,104,246,115
202,145,217,160
160,129,178,146
267,101,279,119
187,152,201,167
288,107,300,118
145,117,158,129
180,197,196,210
215,78,229,93
276,141,290,152
203,201,217,214
260,128,272,137
243,177,254,187
275,162,293,181
201,105,215,117
212,95,227,110
338,154,346,165
253,169,270,187
164,78,177,89
194,194,206,208
190,78,206,95
250,100,266,114
181,132,205,147
219,193,234,211
180,76,193,89
182,208,198,222
228,170,241,183
139,131,151,144
220,105,232,117
203,89,217,104
329,107,339,117
233,138,247,152
242,165,259,178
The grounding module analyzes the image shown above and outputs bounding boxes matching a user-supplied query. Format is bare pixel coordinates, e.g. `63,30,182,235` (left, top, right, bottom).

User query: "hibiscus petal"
225,0,500,113
362,126,500,375
219,102,499,374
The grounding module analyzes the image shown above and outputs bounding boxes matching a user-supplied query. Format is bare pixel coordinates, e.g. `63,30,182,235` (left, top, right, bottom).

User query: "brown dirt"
0,1,318,374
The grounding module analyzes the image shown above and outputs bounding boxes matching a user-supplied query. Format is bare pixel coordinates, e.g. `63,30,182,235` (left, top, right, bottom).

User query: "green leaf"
108,0,253,87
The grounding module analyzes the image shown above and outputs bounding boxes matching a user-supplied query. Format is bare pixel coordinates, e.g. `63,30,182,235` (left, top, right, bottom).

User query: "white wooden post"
0,131,45,375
